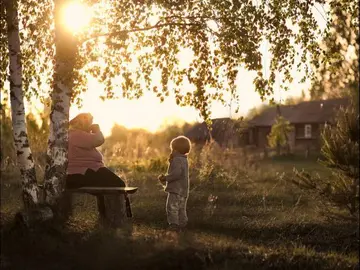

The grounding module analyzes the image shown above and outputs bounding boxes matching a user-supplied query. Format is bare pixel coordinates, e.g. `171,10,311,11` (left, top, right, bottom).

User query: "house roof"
248,98,349,126
185,117,246,143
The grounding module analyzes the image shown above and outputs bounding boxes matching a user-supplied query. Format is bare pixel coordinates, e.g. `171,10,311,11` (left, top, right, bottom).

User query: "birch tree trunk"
43,0,76,209
5,0,40,208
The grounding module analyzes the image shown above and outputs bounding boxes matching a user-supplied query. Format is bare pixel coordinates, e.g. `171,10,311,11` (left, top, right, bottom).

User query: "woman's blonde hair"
170,136,191,155
69,113,93,131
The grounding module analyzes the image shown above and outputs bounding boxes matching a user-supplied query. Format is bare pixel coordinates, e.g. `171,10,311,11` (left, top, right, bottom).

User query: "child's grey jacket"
164,152,189,198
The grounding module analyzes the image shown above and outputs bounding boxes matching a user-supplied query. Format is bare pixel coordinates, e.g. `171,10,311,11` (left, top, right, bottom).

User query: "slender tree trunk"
0,103,5,167
5,0,40,208
351,178,359,235
263,147,268,159
43,0,76,207
276,142,281,156
283,127,290,155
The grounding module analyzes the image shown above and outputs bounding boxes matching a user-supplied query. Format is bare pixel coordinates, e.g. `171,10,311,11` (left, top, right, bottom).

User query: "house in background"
185,98,349,151
185,117,249,148
247,98,349,151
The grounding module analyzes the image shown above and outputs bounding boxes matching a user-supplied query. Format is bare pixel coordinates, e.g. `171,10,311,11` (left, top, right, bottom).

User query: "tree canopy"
0,0,54,101
309,0,359,99
1,0,358,119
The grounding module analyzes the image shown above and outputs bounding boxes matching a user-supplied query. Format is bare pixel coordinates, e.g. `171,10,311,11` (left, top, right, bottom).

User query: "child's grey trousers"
166,192,188,227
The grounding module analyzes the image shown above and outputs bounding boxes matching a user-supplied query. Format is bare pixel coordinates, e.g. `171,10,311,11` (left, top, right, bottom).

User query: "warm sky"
3,1,328,137
70,68,309,137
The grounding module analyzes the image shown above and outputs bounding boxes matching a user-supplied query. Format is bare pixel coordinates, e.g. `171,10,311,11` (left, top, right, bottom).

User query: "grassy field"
1,147,359,270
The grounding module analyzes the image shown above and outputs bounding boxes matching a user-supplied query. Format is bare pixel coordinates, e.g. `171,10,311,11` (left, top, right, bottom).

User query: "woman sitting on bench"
66,113,126,189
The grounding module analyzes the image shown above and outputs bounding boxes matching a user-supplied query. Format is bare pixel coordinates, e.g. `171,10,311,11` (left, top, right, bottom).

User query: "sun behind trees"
62,2,92,33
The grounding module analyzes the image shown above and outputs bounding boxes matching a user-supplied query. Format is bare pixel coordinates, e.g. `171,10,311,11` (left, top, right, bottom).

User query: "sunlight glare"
63,2,91,33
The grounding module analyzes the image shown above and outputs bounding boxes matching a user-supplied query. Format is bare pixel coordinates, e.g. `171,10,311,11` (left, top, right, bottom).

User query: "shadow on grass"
132,190,312,229
1,180,358,269
131,192,358,256
187,220,358,253
2,220,357,270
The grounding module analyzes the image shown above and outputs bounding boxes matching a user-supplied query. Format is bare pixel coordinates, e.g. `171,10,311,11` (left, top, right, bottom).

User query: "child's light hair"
170,136,191,155
69,113,93,131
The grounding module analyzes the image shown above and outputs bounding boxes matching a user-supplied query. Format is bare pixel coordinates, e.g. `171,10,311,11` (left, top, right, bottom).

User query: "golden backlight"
63,2,91,33
62,3,313,137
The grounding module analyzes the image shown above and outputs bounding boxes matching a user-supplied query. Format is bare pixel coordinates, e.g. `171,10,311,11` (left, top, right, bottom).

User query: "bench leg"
125,194,132,218
96,195,106,225
96,194,127,229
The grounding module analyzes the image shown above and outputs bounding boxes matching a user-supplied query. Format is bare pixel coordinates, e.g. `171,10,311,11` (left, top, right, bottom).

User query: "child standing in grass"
158,136,191,231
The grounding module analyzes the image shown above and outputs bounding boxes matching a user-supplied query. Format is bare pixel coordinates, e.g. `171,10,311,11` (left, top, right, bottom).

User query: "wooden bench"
67,187,138,218
68,187,138,195
39,185,138,227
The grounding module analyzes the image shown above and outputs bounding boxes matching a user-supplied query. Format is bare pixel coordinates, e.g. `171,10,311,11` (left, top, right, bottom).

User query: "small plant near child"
204,194,218,219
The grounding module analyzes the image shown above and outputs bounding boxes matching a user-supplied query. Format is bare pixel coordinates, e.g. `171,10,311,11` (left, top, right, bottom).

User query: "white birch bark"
5,0,40,207
43,0,75,205
43,79,72,205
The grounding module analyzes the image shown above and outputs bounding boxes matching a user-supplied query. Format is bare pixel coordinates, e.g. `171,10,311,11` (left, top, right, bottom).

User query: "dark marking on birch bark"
20,167,38,208
9,91,16,100
9,88,21,103
22,168,37,186
45,163,68,191
22,142,30,148
54,104,65,113
9,81,22,88
44,181,57,198
16,150,24,156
